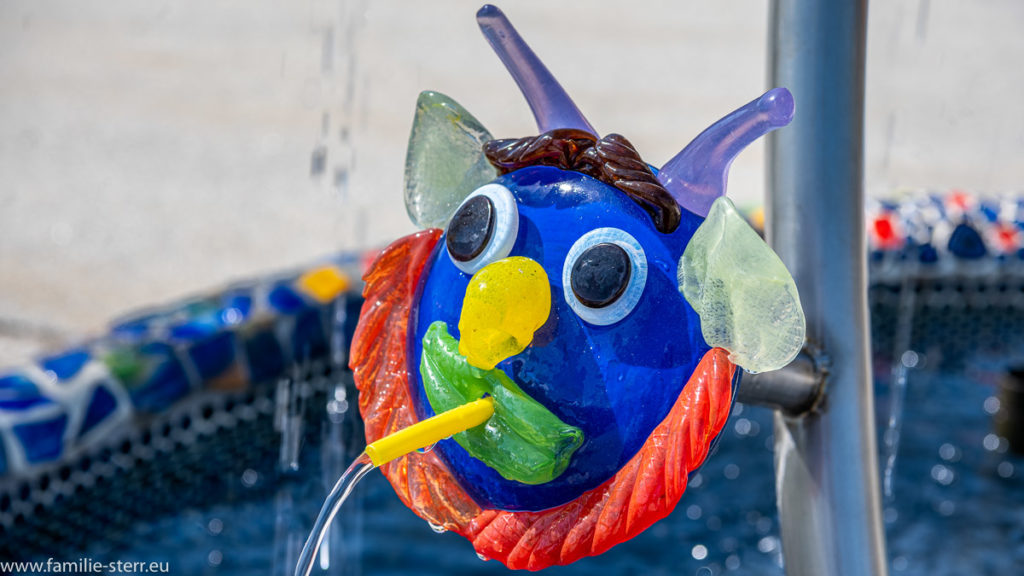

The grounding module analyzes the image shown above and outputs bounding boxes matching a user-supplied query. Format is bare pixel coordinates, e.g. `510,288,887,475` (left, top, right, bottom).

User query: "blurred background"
2,0,1023,363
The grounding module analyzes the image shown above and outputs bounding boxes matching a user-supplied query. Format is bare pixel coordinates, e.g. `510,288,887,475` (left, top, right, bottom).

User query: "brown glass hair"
483,129,682,233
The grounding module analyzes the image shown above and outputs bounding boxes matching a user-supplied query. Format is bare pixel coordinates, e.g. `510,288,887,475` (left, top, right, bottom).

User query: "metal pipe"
738,350,825,415
766,1,888,576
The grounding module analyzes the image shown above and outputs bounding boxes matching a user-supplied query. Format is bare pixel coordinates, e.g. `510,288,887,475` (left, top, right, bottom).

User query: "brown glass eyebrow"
483,129,682,233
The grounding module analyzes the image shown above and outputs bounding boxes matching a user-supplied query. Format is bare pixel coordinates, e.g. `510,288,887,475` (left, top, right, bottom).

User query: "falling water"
316,378,359,575
277,359,311,473
272,488,303,576
883,270,920,502
315,293,365,575
272,359,312,576
884,349,918,502
295,453,376,576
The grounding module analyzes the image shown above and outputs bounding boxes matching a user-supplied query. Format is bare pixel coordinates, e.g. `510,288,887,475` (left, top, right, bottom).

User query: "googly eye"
446,184,519,274
562,228,647,326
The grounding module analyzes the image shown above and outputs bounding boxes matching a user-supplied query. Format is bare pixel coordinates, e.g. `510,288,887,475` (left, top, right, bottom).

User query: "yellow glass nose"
458,257,551,370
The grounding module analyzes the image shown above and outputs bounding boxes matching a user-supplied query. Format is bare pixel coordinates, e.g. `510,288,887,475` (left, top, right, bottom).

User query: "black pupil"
570,243,631,308
446,195,495,262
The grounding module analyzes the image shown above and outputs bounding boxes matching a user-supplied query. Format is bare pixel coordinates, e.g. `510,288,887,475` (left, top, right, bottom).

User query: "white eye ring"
562,228,648,326
446,183,519,274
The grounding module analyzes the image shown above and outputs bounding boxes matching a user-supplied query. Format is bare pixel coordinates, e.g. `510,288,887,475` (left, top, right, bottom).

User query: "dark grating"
0,358,365,561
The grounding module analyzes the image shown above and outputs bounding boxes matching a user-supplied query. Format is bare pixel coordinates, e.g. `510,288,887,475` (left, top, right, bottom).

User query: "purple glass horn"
658,88,795,217
477,4,596,135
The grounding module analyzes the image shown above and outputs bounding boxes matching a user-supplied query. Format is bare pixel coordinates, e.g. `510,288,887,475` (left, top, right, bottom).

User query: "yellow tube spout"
364,397,495,467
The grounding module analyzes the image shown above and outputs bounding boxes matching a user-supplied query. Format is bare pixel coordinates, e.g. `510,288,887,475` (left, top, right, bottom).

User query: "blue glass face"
409,165,711,511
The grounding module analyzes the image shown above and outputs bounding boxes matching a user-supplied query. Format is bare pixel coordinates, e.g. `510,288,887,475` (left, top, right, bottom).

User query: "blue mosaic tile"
979,200,1000,223
105,342,192,412
291,308,328,362
39,349,91,381
948,223,987,259
917,243,939,263
268,284,306,314
133,343,191,411
241,330,285,384
80,384,118,438
0,374,51,411
169,320,220,342
13,414,67,464
111,312,160,340
186,331,236,381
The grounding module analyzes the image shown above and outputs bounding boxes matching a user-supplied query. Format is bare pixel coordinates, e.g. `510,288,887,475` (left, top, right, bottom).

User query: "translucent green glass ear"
404,91,497,229
679,197,805,373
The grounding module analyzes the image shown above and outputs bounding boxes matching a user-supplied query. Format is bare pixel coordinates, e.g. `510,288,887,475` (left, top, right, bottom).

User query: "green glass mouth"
420,321,583,485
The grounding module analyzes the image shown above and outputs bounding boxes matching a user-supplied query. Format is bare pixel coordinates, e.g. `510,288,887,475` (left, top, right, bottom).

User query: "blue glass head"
411,165,708,510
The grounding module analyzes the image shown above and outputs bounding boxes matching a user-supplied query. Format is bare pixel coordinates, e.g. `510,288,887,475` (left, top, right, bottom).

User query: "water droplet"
327,399,348,417
723,464,740,480
757,536,778,554
241,469,258,487
691,544,708,561
686,504,702,520
747,420,761,437
755,517,773,535
883,428,899,447
417,443,437,454
983,396,1001,415
930,464,954,486
892,556,909,571
725,554,741,571
983,433,1001,451
428,521,447,534
884,507,898,524
936,500,955,516
938,443,959,462
476,552,489,562
734,418,752,436
333,386,348,402
222,308,243,325
997,461,1014,478
207,550,223,567
208,518,223,535
689,473,704,489
900,350,919,368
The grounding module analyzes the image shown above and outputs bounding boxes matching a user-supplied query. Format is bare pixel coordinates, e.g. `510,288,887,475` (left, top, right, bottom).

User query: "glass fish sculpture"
350,4,805,570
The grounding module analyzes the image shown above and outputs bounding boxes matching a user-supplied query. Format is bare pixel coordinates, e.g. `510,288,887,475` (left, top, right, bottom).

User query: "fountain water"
294,453,375,576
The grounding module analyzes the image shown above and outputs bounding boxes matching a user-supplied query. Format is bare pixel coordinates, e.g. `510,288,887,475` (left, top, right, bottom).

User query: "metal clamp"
737,346,829,416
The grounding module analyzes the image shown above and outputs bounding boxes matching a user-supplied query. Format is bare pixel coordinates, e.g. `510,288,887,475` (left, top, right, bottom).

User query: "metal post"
766,2,888,576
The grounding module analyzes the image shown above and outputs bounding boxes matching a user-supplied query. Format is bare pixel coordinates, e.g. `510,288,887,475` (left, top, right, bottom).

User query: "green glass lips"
420,321,583,485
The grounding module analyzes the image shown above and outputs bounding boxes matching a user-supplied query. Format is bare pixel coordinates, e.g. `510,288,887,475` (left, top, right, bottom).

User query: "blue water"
69,350,1023,576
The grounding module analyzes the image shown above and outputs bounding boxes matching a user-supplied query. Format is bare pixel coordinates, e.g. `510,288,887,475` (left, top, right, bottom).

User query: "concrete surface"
1,1,1022,364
